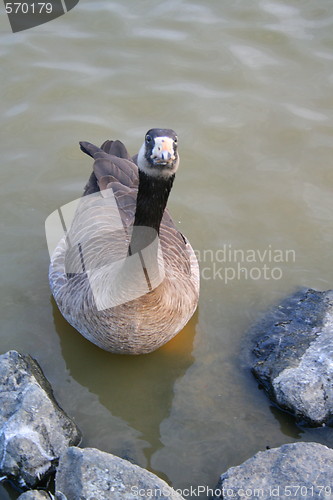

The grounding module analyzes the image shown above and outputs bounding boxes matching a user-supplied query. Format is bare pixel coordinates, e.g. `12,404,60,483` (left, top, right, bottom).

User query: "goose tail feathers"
80,140,130,160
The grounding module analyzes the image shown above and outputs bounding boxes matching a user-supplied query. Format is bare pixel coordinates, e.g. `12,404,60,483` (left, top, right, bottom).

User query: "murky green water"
1,0,333,498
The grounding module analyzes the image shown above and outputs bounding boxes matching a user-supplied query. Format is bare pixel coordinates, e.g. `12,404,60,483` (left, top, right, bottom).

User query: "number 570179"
5,3,53,14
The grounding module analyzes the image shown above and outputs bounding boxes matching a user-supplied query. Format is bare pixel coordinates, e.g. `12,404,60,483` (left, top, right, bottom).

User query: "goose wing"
80,141,138,192
80,140,139,224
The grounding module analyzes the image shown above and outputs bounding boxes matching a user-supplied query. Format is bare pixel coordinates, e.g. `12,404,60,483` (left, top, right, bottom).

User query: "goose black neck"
129,170,175,255
134,170,174,233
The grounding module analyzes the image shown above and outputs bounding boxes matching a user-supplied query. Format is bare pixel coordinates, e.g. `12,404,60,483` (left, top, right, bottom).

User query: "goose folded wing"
80,141,139,196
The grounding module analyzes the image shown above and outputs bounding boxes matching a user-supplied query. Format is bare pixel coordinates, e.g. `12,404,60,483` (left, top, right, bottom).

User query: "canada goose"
49,129,200,354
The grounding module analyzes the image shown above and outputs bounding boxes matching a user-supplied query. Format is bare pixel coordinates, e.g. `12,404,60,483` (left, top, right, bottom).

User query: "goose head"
137,128,179,178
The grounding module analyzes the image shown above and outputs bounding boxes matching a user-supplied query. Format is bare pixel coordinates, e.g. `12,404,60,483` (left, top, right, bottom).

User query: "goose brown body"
49,131,199,354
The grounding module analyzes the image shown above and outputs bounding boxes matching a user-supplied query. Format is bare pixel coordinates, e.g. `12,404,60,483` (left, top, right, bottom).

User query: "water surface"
1,0,333,498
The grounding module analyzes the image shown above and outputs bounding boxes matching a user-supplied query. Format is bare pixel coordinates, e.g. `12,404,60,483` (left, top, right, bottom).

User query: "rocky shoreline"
251,288,333,426
1,287,333,499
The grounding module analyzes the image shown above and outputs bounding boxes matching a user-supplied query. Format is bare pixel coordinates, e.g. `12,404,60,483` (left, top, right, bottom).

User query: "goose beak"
151,137,176,166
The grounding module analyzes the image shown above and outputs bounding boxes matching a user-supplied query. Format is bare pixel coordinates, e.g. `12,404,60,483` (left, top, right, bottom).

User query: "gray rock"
251,288,333,425
212,442,333,500
0,350,81,488
55,446,184,499
18,491,50,500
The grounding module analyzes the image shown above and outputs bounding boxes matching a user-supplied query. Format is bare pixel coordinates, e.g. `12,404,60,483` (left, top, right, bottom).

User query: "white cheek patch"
137,143,150,170
151,137,175,160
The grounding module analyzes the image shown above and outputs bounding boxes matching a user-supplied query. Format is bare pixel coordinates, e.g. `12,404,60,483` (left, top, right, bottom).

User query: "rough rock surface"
212,442,333,500
55,446,184,499
0,350,81,488
18,491,50,499
251,288,333,425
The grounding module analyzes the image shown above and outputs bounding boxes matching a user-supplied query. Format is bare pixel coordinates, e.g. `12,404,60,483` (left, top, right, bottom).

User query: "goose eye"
146,135,152,144
174,136,178,145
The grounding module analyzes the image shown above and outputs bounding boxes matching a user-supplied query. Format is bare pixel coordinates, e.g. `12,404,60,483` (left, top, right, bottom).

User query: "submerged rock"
251,288,333,425
212,442,333,499
0,350,81,488
55,446,184,499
